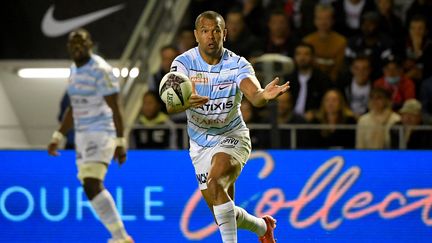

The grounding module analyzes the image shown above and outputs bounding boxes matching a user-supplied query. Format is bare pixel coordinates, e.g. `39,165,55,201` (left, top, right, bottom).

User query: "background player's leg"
84,178,130,241
79,162,131,242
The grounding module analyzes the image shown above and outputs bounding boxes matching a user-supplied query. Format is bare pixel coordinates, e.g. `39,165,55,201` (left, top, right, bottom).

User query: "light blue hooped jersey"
67,54,118,134
171,47,255,147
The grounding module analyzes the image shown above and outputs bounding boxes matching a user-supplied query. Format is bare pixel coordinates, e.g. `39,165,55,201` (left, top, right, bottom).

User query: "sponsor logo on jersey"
190,73,208,83
85,141,98,157
191,114,227,125
220,137,239,148
212,83,232,92
197,101,233,111
71,97,89,105
219,69,236,80
196,172,208,185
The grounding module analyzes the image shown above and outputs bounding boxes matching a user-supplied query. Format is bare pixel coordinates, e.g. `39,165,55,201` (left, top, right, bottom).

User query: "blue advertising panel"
0,150,431,242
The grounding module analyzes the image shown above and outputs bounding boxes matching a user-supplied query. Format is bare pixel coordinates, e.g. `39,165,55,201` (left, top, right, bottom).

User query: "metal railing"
118,0,191,132
1,124,431,150
127,123,432,150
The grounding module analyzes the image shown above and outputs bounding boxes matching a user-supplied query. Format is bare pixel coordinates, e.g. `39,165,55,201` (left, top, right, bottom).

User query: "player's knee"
206,178,218,201
82,178,104,200
207,176,227,201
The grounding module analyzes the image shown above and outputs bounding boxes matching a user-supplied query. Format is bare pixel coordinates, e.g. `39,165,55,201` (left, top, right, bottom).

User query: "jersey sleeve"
95,68,120,96
235,57,255,86
170,55,189,76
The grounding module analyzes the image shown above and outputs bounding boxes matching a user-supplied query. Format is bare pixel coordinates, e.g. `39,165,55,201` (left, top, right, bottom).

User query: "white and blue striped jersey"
171,47,255,147
67,54,118,134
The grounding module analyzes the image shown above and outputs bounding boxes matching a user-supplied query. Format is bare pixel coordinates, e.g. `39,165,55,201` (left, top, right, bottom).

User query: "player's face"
194,17,226,59
67,32,92,62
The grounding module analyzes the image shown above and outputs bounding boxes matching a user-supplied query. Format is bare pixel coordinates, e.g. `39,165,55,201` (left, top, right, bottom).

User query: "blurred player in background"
166,11,289,243
47,29,133,243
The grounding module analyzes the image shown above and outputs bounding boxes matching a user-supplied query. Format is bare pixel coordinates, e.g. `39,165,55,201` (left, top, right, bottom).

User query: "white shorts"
75,132,116,165
189,129,251,190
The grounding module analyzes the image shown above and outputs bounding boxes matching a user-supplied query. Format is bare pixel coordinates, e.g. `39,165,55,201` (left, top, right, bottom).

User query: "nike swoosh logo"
41,4,125,37
219,85,230,90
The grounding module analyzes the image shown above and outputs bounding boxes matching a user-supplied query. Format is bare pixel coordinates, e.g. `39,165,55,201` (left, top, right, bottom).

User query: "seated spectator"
264,9,299,57
356,88,401,149
242,0,267,37
375,0,404,48
338,56,372,118
130,91,177,149
240,98,267,149
225,7,262,59
405,0,432,39
276,92,307,148
147,45,180,93
303,3,347,82
290,0,318,38
420,75,432,123
332,0,377,38
176,28,197,54
345,11,394,80
277,92,306,124
403,15,432,85
391,99,432,149
285,42,332,121
374,57,416,110
147,45,187,122
307,89,357,149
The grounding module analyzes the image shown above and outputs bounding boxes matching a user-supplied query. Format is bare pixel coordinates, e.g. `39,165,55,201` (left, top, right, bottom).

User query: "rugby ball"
159,71,193,108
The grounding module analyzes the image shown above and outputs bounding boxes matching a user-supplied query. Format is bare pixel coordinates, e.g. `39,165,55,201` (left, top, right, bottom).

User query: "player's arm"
48,106,74,156
104,93,127,165
240,76,290,107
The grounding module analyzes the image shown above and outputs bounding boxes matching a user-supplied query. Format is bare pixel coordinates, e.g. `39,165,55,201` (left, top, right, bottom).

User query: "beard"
297,63,312,70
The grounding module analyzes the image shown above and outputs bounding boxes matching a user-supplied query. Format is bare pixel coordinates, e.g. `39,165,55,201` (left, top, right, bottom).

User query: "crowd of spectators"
131,0,432,150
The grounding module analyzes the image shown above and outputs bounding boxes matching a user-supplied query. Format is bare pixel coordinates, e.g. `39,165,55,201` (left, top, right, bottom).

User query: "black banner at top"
1,0,147,59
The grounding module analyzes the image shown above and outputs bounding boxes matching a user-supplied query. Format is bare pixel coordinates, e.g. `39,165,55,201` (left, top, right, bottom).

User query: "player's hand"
188,81,209,108
262,77,290,101
47,142,60,156
114,146,127,165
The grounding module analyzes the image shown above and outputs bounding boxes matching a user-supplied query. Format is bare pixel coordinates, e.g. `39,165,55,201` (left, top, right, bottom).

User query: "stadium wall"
1,150,431,242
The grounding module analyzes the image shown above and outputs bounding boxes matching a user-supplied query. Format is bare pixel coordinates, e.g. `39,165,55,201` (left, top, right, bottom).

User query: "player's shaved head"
69,28,92,41
195,11,225,29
